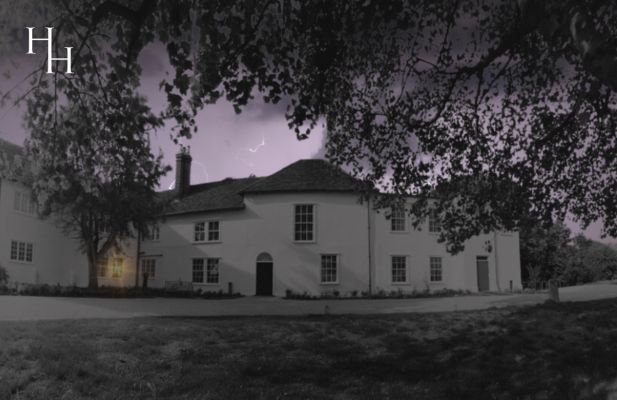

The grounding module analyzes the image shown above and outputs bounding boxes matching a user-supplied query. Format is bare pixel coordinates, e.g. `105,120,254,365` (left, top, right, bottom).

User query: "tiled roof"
241,159,364,194
0,137,22,159
164,159,367,215
163,176,262,215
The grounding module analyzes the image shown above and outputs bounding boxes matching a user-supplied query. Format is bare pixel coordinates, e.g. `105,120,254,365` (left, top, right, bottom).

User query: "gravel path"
1,282,616,321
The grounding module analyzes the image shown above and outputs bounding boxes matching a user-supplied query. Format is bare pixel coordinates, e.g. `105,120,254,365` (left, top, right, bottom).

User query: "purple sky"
0,43,326,190
0,42,612,244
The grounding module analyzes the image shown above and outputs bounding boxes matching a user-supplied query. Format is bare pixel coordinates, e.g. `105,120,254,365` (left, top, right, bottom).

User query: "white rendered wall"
372,205,523,293
140,192,371,296
0,176,521,294
0,179,137,288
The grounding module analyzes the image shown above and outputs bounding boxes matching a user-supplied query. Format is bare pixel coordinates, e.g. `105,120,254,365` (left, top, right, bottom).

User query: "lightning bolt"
168,160,210,190
248,136,266,153
193,160,210,181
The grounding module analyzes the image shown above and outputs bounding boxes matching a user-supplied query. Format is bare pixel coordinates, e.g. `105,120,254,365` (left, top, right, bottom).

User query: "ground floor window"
112,258,123,278
391,255,407,283
10,240,33,263
97,256,108,277
320,254,339,284
193,258,220,284
192,259,204,283
141,258,156,278
206,258,220,284
430,257,442,282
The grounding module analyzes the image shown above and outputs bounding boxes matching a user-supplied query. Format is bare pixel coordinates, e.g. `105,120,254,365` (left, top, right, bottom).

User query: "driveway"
1,282,616,321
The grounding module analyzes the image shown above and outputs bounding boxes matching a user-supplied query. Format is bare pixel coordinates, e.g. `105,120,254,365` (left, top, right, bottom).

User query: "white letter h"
26,27,73,74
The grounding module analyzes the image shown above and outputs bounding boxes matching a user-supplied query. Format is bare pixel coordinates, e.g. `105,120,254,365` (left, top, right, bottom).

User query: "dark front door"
256,262,273,296
476,256,490,292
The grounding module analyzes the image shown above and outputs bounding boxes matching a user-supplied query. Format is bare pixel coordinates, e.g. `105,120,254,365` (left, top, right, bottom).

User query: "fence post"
548,279,560,302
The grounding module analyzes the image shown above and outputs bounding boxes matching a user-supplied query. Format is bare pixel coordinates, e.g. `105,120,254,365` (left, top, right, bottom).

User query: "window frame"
320,254,339,285
144,224,160,241
205,258,220,285
390,206,407,233
429,256,443,283
9,240,34,263
192,258,205,283
391,255,409,284
294,204,316,243
194,220,221,243
194,222,206,242
207,221,220,242
141,258,157,279
428,212,441,234
13,191,36,216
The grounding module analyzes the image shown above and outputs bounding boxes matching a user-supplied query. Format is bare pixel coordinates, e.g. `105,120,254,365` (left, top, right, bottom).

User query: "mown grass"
2,299,617,399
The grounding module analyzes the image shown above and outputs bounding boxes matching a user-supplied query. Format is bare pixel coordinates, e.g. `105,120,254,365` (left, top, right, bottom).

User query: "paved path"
1,282,617,321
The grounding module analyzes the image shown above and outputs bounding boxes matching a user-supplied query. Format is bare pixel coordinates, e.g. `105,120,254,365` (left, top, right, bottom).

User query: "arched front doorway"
255,252,273,296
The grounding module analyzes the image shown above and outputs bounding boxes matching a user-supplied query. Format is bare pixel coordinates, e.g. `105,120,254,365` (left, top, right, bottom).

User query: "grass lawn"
2,299,617,399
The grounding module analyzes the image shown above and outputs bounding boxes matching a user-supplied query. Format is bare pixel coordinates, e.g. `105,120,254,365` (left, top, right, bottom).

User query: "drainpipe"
367,196,373,295
134,230,141,289
494,231,501,291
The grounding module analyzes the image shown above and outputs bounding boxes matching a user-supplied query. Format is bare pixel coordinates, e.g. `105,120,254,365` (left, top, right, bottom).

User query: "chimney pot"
175,147,192,196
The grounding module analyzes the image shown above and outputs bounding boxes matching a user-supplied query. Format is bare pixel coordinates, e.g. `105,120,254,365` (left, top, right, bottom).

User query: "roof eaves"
163,204,246,217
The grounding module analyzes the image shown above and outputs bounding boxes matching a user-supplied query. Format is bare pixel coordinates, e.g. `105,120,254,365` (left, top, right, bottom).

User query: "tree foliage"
520,222,617,287
0,264,8,285
557,235,617,285
519,221,572,285
25,77,169,288
3,0,617,251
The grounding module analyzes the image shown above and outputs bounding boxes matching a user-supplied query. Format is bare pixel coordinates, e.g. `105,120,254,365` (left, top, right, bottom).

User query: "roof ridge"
240,158,365,194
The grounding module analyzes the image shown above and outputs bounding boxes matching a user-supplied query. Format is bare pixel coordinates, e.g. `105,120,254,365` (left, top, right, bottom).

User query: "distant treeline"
520,223,617,287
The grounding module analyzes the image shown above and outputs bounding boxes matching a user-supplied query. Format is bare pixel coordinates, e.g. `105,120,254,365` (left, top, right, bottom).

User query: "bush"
0,265,8,294
14,284,243,299
0,264,8,285
283,287,472,300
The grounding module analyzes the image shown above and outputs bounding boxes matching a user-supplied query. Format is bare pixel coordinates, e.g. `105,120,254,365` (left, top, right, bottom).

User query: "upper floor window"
194,221,220,242
10,240,33,263
391,255,408,283
390,207,406,232
144,224,160,241
13,191,36,215
430,256,443,282
208,221,220,241
429,212,441,233
194,222,205,242
320,254,339,284
294,204,315,242
141,258,156,278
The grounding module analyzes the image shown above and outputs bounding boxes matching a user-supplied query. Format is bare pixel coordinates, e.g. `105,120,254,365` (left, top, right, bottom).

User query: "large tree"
25,77,169,288
519,221,572,286
3,0,617,250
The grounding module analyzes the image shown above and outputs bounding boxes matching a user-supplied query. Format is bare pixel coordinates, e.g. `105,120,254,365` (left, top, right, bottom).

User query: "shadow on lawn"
3,300,617,399
238,301,617,399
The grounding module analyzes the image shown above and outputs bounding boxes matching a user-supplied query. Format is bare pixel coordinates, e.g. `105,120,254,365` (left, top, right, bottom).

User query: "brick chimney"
175,147,192,197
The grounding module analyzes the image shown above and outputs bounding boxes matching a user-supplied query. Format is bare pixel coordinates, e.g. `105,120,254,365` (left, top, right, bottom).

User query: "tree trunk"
87,245,99,289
